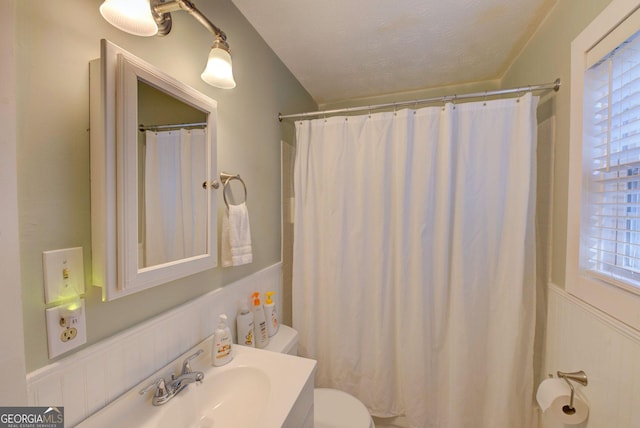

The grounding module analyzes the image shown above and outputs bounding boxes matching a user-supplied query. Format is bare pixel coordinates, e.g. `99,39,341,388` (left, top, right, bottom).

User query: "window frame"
567,0,640,331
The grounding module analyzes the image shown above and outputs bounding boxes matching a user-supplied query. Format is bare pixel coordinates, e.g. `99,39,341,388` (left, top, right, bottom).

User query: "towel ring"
220,171,247,208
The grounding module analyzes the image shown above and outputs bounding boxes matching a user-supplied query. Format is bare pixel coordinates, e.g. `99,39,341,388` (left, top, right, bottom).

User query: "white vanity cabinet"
283,372,315,428
76,339,317,428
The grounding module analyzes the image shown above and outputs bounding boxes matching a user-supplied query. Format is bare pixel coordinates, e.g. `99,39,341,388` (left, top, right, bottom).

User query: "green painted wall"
16,0,316,371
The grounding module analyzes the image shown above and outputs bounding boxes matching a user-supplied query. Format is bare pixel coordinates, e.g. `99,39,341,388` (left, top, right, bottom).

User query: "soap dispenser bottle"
212,314,233,366
264,291,279,337
252,292,269,349
236,299,255,347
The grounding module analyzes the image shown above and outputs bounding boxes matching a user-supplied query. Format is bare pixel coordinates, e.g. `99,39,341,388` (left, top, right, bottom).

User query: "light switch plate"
45,299,87,358
43,247,85,304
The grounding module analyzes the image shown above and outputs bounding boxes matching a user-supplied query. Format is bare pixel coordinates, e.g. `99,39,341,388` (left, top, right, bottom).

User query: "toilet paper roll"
544,395,589,425
536,378,571,411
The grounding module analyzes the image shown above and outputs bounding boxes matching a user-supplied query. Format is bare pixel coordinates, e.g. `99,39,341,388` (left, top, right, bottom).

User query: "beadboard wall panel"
27,263,282,427
542,284,640,427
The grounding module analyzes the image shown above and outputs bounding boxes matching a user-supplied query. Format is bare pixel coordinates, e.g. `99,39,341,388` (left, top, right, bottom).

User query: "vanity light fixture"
99,0,236,89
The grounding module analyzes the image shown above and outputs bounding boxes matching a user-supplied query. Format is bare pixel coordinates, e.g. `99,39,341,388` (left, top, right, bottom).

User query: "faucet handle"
139,377,168,397
181,349,204,374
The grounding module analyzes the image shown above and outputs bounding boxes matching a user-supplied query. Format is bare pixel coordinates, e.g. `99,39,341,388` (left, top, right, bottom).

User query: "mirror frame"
90,39,218,301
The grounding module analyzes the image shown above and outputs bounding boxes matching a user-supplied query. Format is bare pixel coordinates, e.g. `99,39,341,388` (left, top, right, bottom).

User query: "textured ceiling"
231,0,557,104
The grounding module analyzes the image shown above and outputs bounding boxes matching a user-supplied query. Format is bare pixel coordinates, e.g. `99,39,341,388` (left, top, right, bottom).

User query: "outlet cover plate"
43,247,85,304
46,299,87,358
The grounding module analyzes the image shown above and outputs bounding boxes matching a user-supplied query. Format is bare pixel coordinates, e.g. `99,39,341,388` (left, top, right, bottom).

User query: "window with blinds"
582,30,640,294
568,0,640,331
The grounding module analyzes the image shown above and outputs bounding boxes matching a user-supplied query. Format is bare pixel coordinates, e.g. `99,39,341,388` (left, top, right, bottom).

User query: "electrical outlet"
61,327,77,342
43,247,85,304
46,299,87,358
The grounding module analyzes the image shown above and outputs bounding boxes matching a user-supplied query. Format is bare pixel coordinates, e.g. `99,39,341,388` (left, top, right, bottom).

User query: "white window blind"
582,29,640,294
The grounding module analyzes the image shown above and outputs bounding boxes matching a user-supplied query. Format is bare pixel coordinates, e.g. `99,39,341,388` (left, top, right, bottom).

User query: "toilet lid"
314,388,373,428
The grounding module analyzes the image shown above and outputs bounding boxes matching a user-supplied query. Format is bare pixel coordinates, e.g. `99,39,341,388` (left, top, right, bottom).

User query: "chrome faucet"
139,349,205,406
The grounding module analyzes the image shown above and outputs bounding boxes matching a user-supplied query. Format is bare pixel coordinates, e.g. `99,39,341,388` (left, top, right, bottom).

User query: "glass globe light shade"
100,0,158,37
201,47,236,89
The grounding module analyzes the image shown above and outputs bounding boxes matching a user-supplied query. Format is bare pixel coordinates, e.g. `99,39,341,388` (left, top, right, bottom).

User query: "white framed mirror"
90,39,218,301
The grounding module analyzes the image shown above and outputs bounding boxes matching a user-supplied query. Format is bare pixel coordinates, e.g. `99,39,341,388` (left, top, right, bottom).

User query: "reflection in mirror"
137,81,208,268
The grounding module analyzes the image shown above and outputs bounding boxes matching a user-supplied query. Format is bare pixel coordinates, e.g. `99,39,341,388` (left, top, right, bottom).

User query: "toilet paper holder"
555,370,588,415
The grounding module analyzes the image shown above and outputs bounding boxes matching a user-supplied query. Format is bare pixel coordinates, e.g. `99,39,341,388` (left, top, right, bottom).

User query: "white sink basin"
77,343,316,428
186,367,271,428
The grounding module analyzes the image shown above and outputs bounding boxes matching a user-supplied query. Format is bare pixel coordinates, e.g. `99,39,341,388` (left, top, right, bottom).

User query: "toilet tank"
264,324,298,355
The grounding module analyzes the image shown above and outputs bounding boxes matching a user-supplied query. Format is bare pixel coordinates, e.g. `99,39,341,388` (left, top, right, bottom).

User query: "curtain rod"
139,121,207,132
279,78,560,121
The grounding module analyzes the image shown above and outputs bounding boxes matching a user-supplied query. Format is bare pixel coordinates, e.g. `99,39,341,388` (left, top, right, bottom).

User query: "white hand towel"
221,202,253,267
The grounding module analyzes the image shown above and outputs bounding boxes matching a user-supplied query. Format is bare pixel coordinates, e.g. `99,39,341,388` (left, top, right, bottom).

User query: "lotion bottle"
236,299,255,347
252,292,269,348
212,314,233,366
264,291,279,337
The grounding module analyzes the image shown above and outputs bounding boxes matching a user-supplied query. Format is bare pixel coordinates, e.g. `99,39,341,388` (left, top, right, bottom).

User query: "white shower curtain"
144,129,207,266
292,93,537,428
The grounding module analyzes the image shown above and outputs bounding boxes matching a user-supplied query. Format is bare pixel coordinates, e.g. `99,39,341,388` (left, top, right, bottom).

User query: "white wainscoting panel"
27,263,282,427
542,284,640,427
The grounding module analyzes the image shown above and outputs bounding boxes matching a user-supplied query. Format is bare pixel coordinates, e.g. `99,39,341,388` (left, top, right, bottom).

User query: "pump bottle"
212,314,233,366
